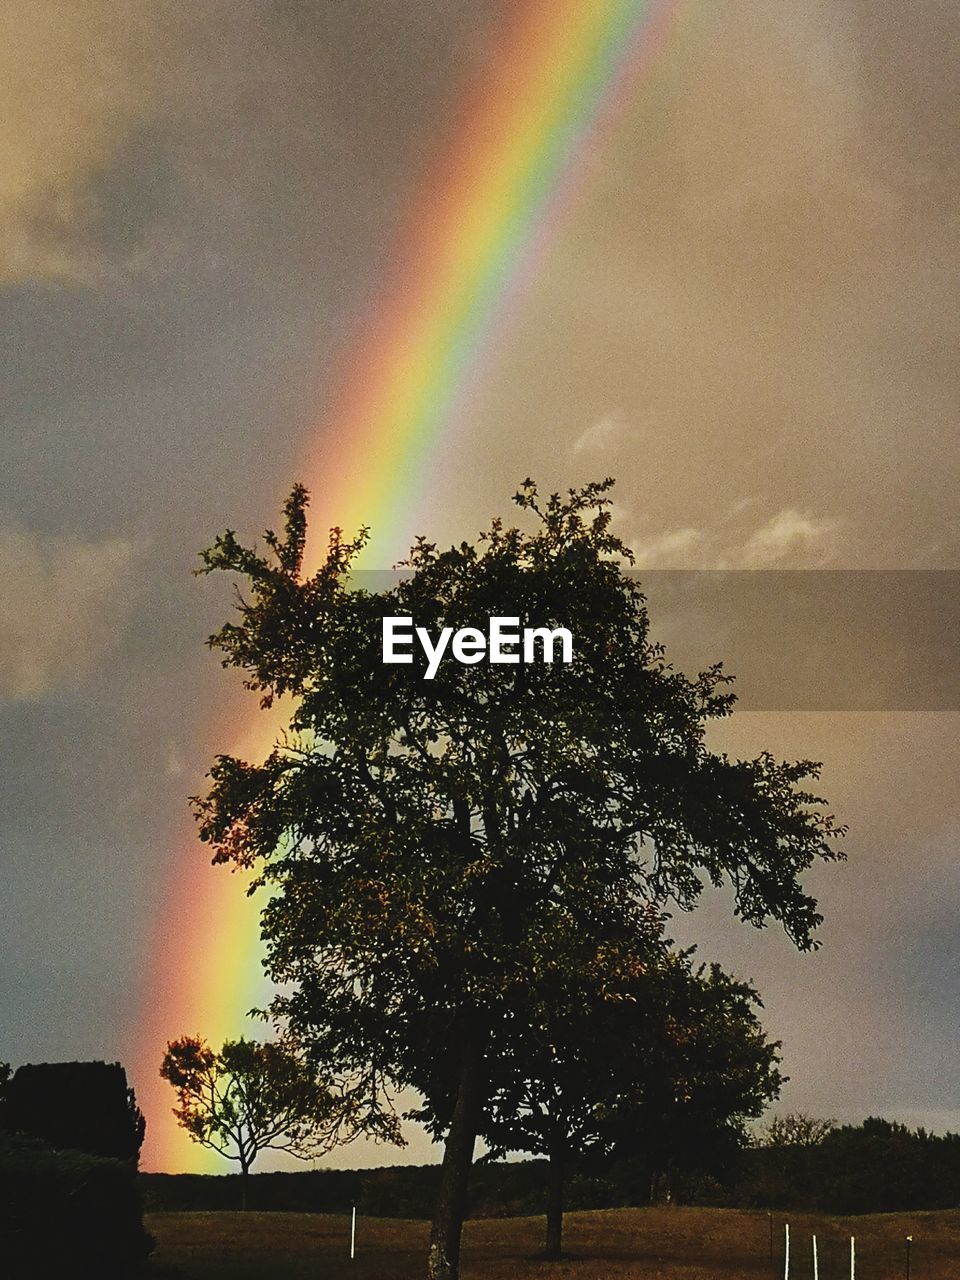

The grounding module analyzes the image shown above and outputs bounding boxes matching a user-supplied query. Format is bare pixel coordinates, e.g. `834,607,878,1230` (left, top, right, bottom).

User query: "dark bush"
6,1061,145,1164
0,1131,153,1278
818,1119,960,1213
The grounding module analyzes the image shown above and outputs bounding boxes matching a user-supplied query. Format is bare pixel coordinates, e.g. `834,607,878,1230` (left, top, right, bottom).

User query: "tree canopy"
411,940,782,1255
193,478,843,1279
760,1112,836,1148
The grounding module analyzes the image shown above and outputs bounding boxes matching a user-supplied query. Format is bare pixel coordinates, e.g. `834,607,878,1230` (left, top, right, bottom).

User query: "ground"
145,1206,960,1278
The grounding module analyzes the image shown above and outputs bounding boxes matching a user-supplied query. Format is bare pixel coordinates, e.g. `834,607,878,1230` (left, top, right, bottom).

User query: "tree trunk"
240,1162,249,1211
544,1142,566,1259
427,1024,486,1280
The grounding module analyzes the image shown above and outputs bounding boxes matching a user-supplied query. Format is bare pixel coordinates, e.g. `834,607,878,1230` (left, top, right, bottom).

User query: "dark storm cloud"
0,1,508,533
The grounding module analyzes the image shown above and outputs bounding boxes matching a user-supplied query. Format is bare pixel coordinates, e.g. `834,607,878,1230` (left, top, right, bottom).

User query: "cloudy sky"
1,1,957,1171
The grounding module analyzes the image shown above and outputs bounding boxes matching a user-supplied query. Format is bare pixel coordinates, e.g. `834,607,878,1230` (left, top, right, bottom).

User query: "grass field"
145,1206,960,1278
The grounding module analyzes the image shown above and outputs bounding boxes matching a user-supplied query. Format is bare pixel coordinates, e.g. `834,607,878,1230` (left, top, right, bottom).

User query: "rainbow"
137,0,689,1171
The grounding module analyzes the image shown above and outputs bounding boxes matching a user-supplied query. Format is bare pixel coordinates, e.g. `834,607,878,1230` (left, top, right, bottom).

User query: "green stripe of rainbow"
138,0,689,1171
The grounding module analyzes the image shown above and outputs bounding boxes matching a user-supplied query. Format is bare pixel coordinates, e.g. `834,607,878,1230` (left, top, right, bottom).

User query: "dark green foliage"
138,1160,600,1218
819,1119,960,1213
411,944,782,1253
194,480,844,1277
0,1061,10,1130
493,954,780,1168
0,1132,153,1278
739,1117,960,1212
6,1061,145,1164
140,1119,960,1219
760,1111,835,1147
195,479,841,1096
597,959,784,1189
140,1166,419,1215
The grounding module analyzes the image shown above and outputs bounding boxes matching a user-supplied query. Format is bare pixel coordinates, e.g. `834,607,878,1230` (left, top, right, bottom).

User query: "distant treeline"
141,1118,960,1218
141,1161,544,1219
741,1119,960,1214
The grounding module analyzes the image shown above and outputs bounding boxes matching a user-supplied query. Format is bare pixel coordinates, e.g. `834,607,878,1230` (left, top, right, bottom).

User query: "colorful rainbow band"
139,0,688,1172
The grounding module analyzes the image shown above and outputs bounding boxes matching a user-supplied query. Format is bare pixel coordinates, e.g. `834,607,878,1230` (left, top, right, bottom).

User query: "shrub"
0,1132,153,1278
6,1061,145,1164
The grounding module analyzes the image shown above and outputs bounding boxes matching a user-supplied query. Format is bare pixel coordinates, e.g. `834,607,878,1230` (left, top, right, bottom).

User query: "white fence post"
784,1223,790,1280
850,1234,855,1280
351,1205,356,1260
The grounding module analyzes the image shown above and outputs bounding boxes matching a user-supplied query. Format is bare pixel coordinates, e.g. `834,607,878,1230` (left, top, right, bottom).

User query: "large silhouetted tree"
193,479,843,1279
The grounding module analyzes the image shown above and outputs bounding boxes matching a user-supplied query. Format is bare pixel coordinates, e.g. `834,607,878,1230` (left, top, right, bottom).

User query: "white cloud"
0,525,134,700
737,508,841,568
624,508,844,569
631,527,703,568
165,741,184,778
571,411,631,457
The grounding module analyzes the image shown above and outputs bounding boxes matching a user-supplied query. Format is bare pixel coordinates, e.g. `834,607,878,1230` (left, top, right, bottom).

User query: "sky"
1,1,958,1172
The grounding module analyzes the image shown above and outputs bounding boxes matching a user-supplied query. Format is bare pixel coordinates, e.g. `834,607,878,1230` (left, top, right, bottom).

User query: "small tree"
760,1112,835,1147
749,1112,839,1208
412,945,782,1257
160,1036,352,1208
601,959,784,1205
